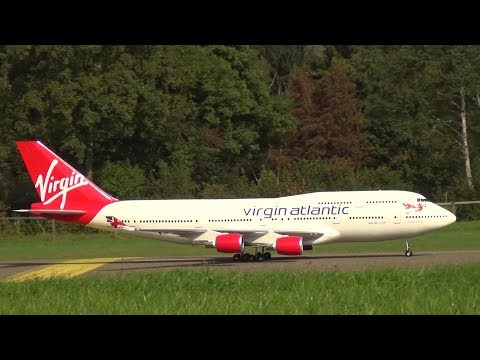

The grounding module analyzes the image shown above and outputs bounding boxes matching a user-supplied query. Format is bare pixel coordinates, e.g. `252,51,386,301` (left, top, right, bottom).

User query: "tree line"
1,45,479,219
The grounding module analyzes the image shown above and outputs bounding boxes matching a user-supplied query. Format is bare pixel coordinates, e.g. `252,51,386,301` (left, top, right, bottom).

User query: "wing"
133,224,340,247
246,225,340,247
117,226,209,241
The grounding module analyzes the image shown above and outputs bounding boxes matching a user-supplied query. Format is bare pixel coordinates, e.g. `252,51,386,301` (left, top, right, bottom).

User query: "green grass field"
1,221,479,315
0,220,479,260
0,263,478,314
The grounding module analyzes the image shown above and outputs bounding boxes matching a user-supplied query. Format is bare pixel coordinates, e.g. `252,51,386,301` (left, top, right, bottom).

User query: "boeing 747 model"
15,141,456,261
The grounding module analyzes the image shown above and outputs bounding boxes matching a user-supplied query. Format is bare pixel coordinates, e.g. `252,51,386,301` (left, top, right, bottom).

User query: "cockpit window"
417,198,428,202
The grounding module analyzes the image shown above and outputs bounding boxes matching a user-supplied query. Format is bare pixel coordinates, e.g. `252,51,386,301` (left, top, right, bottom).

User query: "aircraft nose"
447,210,456,225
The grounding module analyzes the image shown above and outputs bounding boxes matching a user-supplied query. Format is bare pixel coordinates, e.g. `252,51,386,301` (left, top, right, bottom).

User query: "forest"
1,45,479,219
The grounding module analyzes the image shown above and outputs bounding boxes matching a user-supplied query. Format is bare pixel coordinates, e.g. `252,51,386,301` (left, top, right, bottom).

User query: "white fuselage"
87,190,456,247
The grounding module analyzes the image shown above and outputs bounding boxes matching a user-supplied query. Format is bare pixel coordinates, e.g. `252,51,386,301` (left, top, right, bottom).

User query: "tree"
349,45,466,199
129,45,295,191
285,61,369,166
267,67,314,170
99,160,146,200
422,46,480,194
1,46,140,181
255,45,329,95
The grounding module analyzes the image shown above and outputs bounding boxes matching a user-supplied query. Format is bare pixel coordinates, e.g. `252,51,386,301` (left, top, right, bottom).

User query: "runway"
1,250,480,281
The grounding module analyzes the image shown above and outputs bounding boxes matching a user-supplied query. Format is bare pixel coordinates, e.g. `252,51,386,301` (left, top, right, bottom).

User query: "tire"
405,250,413,257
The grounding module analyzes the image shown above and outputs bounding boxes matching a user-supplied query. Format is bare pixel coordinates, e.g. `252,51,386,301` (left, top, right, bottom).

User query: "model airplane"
15,141,456,261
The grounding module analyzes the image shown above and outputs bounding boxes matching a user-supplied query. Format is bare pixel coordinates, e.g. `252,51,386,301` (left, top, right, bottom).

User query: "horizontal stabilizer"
14,209,86,215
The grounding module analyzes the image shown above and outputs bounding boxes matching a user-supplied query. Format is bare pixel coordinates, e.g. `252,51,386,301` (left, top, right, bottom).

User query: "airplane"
14,140,457,262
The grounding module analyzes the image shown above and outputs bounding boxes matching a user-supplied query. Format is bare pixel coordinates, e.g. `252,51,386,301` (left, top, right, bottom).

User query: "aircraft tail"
15,141,118,225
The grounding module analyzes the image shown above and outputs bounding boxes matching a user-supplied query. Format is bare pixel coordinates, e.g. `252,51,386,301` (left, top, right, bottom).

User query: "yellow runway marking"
6,258,123,282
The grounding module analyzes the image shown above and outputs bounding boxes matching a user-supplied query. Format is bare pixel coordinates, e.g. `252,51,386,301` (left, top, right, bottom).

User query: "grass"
0,221,479,261
0,263,478,314
0,232,217,260
1,222,478,315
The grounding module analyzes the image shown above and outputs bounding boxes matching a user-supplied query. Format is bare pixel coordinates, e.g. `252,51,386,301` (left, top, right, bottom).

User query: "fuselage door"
393,205,401,224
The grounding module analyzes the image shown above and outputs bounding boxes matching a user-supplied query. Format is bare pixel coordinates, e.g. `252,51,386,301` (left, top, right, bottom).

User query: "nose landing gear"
405,240,413,257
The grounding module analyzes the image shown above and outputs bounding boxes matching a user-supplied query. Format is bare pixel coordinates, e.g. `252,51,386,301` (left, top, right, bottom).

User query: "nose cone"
447,210,457,225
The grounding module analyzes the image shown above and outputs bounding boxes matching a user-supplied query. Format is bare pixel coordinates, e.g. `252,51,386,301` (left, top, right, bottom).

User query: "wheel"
255,252,264,261
248,254,256,262
233,254,241,262
241,253,250,262
264,252,272,260
405,250,413,257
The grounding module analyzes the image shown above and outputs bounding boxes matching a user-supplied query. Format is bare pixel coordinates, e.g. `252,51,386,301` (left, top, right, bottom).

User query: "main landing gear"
405,240,413,257
232,247,272,262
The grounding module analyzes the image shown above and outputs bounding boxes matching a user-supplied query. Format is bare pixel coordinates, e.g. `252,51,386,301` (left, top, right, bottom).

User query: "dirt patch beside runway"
1,251,480,280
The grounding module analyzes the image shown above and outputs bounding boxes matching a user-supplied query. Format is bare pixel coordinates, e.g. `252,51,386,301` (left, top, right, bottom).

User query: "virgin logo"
403,203,423,212
35,159,88,209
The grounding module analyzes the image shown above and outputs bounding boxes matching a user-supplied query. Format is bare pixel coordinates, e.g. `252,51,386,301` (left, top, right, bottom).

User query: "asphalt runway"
1,250,480,281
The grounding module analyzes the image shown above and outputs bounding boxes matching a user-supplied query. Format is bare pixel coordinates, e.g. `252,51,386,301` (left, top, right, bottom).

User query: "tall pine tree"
285,62,369,166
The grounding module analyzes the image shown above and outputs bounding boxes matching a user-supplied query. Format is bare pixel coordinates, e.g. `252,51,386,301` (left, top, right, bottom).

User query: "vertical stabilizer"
16,141,117,224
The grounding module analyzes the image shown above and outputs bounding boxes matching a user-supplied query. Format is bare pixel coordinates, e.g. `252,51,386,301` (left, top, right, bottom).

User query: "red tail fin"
16,141,117,224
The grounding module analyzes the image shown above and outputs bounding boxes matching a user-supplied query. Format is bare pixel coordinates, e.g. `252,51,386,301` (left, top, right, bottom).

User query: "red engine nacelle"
276,236,303,255
215,233,244,253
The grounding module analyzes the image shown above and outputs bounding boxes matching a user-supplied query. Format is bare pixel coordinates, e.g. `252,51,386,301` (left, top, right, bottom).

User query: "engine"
276,236,303,255
215,233,244,253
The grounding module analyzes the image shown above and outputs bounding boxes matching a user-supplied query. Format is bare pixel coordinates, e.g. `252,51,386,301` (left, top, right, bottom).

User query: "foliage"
1,45,480,220
98,160,146,199
285,61,369,165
